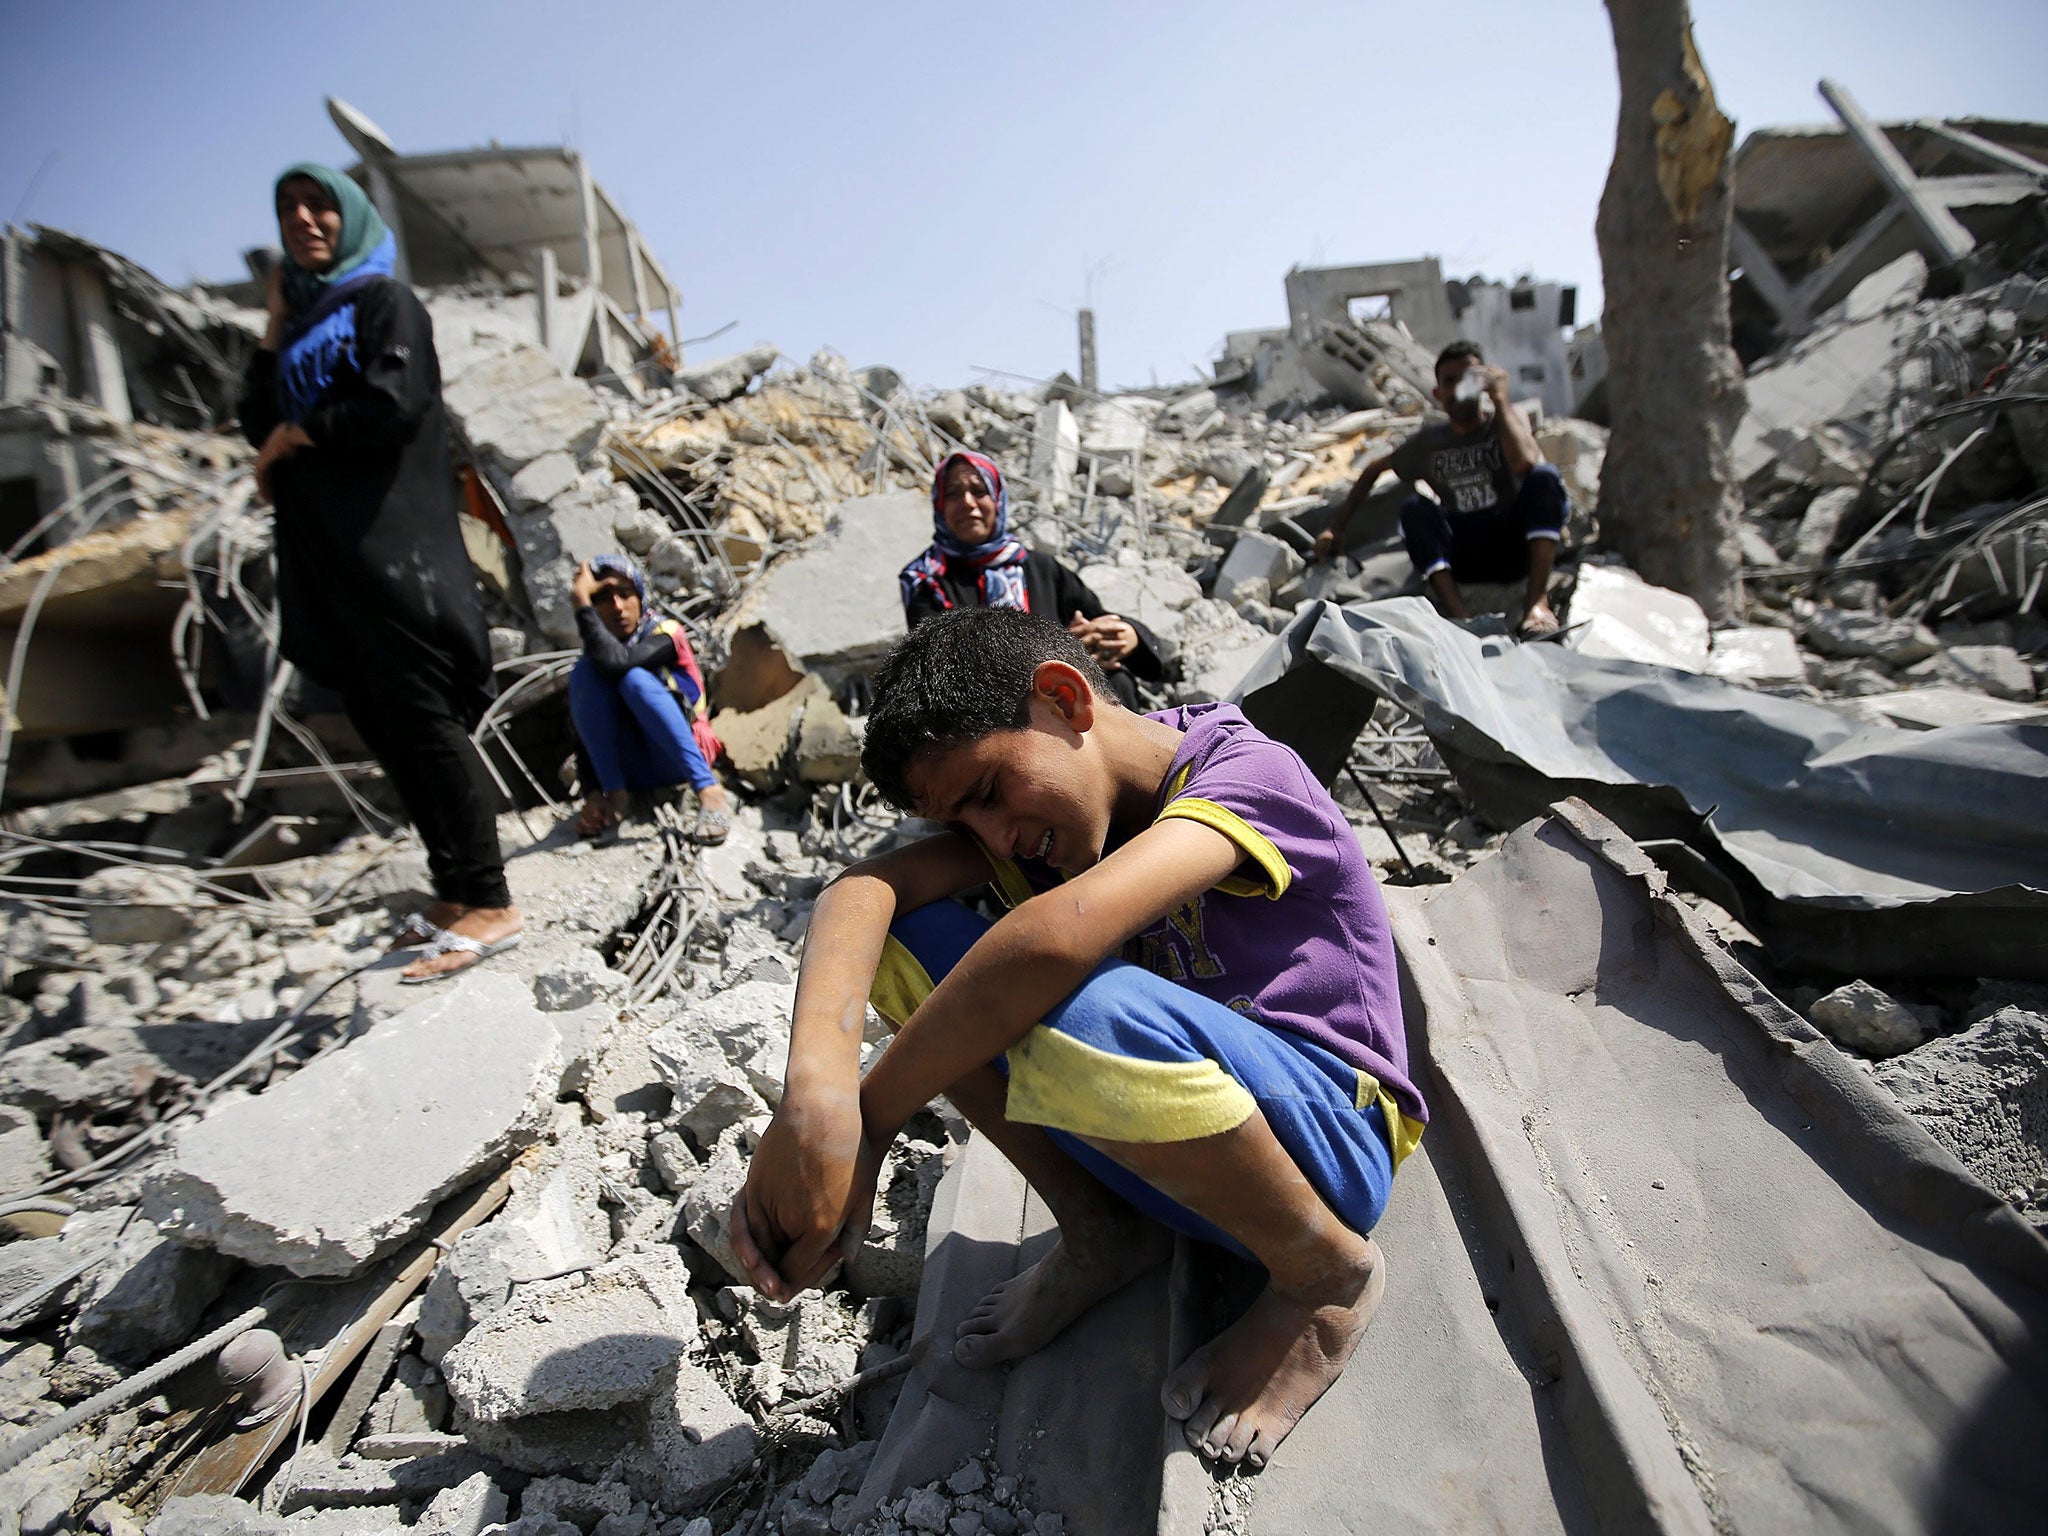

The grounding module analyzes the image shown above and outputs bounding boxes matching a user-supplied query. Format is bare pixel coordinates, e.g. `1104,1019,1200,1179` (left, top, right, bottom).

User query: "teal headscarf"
274,162,390,317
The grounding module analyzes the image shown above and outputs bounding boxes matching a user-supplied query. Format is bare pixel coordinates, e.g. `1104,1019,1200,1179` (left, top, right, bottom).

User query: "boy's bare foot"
954,1209,1172,1368
401,904,523,981
1162,1236,1385,1469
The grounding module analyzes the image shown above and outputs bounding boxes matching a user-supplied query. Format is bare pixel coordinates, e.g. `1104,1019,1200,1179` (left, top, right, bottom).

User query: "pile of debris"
0,85,2042,1536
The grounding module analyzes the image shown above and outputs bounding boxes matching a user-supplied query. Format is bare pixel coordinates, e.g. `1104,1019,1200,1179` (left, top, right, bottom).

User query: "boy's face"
903,672,1111,875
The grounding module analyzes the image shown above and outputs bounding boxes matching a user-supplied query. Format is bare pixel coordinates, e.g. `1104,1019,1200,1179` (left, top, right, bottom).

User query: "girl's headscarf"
899,451,1030,613
272,162,399,423
589,553,656,643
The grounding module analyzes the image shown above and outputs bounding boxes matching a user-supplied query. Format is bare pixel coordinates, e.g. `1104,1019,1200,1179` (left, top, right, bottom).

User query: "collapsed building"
0,79,2041,1536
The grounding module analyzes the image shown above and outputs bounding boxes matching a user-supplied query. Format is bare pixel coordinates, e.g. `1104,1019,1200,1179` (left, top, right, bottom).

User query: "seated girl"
568,554,732,845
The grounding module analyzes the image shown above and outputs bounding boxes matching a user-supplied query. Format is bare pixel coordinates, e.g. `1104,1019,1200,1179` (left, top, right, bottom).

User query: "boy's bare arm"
733,831,992,1298
858,817,1246,1144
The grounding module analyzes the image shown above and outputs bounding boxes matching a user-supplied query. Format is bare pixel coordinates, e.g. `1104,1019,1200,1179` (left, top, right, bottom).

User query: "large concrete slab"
142,972,561,1276
739,491,932,684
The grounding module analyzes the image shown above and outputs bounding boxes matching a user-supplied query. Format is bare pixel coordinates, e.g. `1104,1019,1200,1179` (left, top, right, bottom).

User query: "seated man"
1314,340,1566,636
568,554,733,845
732,608,1426,1471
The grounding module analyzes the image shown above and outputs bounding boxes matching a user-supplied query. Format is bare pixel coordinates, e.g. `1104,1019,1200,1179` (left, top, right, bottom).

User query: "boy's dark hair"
1435,338,1485,373
861,608,1116,812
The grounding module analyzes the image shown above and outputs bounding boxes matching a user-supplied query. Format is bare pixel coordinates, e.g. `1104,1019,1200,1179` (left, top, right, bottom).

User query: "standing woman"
239,163,520,982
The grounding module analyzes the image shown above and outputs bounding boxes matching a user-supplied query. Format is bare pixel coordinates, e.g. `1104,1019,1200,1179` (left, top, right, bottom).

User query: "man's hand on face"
729,1088,875,1302
1481,364,1512,404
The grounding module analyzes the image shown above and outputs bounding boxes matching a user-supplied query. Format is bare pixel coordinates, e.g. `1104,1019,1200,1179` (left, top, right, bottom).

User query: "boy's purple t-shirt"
990,701,1424,1127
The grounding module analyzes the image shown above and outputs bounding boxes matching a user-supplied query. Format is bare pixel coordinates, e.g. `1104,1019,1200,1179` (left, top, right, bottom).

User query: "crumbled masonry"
0,98,2043,1536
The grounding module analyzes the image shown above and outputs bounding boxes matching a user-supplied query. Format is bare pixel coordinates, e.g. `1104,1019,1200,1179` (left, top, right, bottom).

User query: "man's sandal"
690,805,733,847
398,930,523,985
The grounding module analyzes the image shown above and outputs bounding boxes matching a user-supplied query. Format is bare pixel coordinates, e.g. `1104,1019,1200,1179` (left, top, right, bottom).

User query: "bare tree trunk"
1595,0,1746,621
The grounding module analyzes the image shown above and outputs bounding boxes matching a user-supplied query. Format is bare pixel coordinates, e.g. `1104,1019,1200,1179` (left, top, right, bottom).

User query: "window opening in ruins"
1509,286,1537,311
1346,294,1394,326
0,477,39,552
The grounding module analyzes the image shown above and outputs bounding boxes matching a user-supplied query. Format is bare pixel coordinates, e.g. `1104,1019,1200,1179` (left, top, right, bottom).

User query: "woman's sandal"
388,912,444,949
398,929,524,986
690,804,733,847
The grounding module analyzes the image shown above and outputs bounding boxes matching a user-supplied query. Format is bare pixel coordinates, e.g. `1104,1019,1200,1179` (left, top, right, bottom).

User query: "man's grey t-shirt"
1389,423,1518,515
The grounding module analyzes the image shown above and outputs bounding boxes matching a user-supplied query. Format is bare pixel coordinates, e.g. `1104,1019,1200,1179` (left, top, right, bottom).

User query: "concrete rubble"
0,83,2036,1536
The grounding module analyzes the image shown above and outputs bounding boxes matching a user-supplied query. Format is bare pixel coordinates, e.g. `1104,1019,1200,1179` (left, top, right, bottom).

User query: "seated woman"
568,554,733,845
900,451,1168,706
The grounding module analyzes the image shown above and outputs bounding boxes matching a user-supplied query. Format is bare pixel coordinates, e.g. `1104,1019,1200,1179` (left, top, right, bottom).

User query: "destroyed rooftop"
0,86,2043,1536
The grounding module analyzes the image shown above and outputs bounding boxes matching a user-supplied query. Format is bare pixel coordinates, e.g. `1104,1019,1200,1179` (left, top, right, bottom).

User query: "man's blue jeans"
568,661,715,793
1399,463,1568,585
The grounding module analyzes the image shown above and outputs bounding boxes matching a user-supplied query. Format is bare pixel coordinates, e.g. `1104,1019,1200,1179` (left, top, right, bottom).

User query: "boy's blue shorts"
872,900,1397,1257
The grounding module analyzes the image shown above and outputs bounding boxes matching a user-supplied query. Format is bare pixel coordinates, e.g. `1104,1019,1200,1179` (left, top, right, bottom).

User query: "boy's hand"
731,1088,870,1301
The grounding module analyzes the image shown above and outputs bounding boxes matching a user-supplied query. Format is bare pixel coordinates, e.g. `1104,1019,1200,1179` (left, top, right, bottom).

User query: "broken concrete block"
76,867,192,945
1804,608,1940,667
443,347,607,472
507,452,582,513
0,1208,129,1328
737,492,930,685
145,1493,290,1534
0,1104,52,1198
522,1477,632,1528
1213,530,1303,608
678,978,796,1061
532,953,626,1013
739,1291,863,1400
276,1446,487,1513
416,1128,611,1364
442,1247,699,1422
679,1132,749,1284
846,1141,945,1299
1703,626,1805,686
1075,559,1202,646
1876,1001,2048,1221
142,972,561,1277
710,673,818,792
415,1471,506,1536
1793,486,1859,566
650,1020,768,1144
1944,644,2035,702
646,1131,700,1197
1563,564,1711,672
67,1216,233,1365
675,344,778,404
796,690,862,785
1808,981,1939,1059
1171,599,1278,704
1028,402,1079,506
453,1360,753,1509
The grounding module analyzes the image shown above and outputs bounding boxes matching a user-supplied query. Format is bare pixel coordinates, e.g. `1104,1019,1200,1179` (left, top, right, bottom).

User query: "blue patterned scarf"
899,451,1030,613
273,162,396,424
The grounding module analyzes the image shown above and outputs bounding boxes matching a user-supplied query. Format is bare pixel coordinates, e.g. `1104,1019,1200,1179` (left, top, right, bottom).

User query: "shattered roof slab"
1734,116,2048,272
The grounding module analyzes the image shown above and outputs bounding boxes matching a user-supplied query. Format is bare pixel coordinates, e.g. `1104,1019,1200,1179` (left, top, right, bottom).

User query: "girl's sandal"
690,805,733,846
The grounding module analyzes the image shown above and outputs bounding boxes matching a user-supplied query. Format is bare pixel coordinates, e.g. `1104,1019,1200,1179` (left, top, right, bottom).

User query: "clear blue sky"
5,0,2045,391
